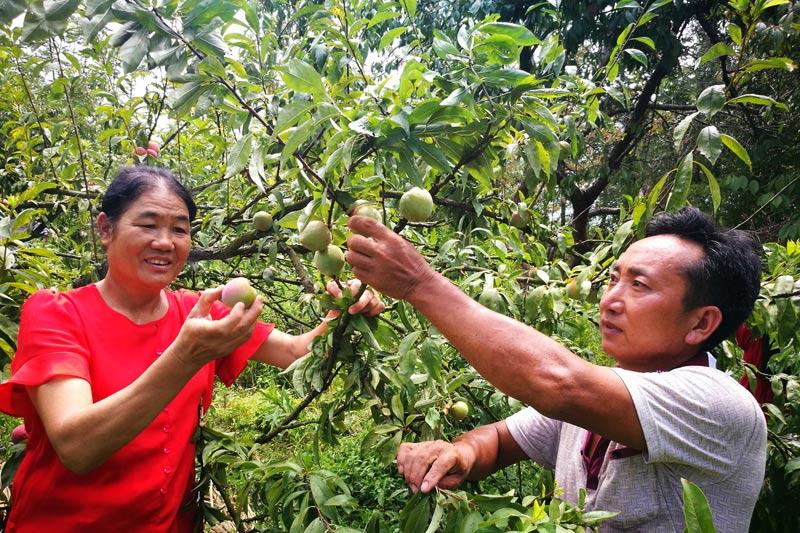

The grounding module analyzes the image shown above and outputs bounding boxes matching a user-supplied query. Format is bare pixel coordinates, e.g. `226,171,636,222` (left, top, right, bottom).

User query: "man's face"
599,235,706,371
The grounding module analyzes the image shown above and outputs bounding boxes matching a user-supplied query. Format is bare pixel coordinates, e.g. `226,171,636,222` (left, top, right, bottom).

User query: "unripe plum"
449,401,469,421
314,245,345,277
148,141,160,152
399,187,434,222
252,211,273,231
221,277,257,308
299,220,332,252
350,200,383,234
146,148,159,157
134,146,147,156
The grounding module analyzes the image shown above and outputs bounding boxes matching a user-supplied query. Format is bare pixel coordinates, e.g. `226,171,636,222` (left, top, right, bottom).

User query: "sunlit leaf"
696,85,725,118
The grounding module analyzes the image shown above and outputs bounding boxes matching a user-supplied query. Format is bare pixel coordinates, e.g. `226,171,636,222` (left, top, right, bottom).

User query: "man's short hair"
645,207,762,350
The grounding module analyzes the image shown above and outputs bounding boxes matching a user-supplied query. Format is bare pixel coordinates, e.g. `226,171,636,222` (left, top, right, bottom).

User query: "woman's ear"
685,306,723,346
96,212,113,246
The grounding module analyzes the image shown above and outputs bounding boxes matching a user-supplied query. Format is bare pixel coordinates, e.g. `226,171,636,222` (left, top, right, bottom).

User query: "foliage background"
0,0,798,531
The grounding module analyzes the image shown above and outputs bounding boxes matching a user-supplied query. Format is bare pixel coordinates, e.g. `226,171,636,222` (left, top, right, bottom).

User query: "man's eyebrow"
609,262,651,278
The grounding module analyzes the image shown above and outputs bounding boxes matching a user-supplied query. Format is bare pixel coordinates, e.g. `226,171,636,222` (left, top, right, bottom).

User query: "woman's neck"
95,276,168,325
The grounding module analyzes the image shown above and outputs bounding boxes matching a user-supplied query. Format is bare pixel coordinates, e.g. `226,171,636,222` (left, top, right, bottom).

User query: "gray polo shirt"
506,366,766,532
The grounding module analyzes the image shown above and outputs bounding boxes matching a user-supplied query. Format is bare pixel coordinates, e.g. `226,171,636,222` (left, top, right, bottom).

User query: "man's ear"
96,212,113,246
685,306,723,346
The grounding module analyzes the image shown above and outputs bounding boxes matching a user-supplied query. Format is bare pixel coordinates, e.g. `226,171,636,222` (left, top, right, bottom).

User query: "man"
345,207,766,532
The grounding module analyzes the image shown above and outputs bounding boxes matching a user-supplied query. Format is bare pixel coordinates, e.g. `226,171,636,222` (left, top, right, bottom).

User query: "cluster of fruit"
220,186,435,309
132,141,161,158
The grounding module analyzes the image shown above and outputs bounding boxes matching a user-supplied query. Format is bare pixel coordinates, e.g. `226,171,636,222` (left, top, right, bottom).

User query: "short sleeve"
505,406,562,470
0,290,91,418
174,290,274,387
611,366,766,482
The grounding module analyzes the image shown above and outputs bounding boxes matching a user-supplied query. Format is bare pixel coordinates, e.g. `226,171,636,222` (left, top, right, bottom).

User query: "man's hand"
345,216,436,301
325,278,385,317
396,440,476,494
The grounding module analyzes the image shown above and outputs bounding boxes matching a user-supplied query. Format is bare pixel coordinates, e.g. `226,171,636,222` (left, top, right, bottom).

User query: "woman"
0,166,382,531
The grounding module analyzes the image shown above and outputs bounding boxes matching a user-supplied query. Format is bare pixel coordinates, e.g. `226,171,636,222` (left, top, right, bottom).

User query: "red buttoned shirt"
0,285,272,532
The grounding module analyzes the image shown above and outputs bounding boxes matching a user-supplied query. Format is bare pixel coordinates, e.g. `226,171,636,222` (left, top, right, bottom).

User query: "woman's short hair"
101,166,197,223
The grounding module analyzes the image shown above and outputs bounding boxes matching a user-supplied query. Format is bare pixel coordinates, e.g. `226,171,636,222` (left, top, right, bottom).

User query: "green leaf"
81,10,114,41
697,42,733,67
632,36,656,50
727,23,742,46
281,118,314,162
696,85,725,118
432,31,460,58
719,133,751,170
681,479,716,533
694,161,721,213
696,126,722,166
21,1,69,41
624,48,648,67
667,152,693,211
322,494,356,507
673,112,699,151
379,27,407,50
0,0,26,23
400,492,432,533
726,94,788,111
274,99,315,136
118,28,150,73
43,0,79,20
225,132,253,179
399,0,416,18
742,57,796,73
168,81,208,118
477,22,539,46
85,0,115,17
759,0,790,12
278,59,325,98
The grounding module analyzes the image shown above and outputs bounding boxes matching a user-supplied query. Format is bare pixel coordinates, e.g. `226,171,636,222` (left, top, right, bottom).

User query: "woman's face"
98,185,191,294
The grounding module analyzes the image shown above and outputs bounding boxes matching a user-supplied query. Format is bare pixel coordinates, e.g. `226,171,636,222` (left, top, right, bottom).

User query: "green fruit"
449,401,469,421
261,266,275,285
350,201,383,223
399,187,434,222
350,200,383,235
558,140,571,158
314,245,345,277
299,220,332,252
252,211,273,231
565,279,580,300
221,277,257,308
510,205,530,229
478,287,504,312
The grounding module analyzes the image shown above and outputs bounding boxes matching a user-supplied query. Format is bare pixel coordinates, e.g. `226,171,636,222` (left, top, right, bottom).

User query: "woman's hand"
173,287,264,367
325,278,385,317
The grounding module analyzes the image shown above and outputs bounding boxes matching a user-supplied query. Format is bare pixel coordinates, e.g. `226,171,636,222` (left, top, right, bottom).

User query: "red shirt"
0,285,273,532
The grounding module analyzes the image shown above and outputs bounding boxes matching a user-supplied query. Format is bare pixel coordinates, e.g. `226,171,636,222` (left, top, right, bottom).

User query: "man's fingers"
345,233,378,256
347,215,390,240
419,454,457,493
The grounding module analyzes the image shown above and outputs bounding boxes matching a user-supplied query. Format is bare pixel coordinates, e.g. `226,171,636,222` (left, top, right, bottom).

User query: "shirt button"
162,425,170,433
160,487,168,495
163,466,173,475
163,447,171,454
